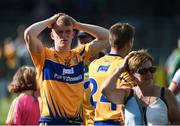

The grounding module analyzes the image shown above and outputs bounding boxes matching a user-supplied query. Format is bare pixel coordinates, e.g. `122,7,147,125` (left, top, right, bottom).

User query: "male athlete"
88,23,135,125
24,13,109,125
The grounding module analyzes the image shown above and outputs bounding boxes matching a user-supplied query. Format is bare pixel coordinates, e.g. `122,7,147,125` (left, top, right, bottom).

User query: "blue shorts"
39,116,82,125
94,120,121,125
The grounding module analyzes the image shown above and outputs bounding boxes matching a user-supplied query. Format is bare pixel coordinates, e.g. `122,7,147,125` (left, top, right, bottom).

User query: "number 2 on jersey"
84,78,116,110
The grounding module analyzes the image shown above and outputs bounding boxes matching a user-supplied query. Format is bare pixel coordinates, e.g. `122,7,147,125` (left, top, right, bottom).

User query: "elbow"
99,32,109,43
24,29,32,44
96,29,109,41
24,30,27,42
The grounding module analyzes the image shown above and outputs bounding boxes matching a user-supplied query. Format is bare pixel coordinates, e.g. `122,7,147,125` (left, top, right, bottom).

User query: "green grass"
0,95,16,125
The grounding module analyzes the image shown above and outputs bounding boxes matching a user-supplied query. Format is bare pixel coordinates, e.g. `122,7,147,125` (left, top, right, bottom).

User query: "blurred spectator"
3,38,19,78
77,31,95,46
2,37,20,98
165,38,180,83
0,42,9,98
169,68,180,105
6,66,40,125
154,65,168,87
4,38,19,70
14,24,33,66
77,31,106,75
77,31,106,63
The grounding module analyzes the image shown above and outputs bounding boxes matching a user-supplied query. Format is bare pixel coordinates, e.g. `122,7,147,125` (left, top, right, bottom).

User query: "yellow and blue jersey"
88,54,135,123
31,43,94,124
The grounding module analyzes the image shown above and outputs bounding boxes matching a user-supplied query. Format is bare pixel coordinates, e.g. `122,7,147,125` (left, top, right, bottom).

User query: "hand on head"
47,13,62,28
116,55,129,73
48,13,77,29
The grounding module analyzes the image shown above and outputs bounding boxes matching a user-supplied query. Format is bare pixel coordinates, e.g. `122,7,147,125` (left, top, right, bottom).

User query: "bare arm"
74,22,109,55
100,56,130,104
165,89,180,124
169,82,180,95
24,14,60,54
168,69,180,95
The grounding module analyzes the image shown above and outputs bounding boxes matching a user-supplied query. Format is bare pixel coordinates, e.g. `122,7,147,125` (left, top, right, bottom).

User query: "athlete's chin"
59,44,70,49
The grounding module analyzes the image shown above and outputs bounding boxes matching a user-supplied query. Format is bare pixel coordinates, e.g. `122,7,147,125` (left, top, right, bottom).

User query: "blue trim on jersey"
106,53,123,57
84,81,90,89
49,92,60,118
44,90,53,117
79,47,85,56
97,65,109,72
43,59,84,84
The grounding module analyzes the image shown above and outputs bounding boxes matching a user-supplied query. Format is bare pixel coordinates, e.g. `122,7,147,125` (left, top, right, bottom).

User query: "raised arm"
74,22,109,55
24,14,60,54
100,56,130,104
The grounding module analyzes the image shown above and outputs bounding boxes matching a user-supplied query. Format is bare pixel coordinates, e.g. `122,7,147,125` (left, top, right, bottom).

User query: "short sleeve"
6,97,19,125
74,44,93,65
172,68,180,87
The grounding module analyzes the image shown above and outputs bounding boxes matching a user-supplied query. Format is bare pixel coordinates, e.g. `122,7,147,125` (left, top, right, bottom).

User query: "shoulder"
172,69,180,85
89,58,101,70
73,45,86,54
164,88,177,106
44,47,55,53
11,97,20,106
174,68,180,78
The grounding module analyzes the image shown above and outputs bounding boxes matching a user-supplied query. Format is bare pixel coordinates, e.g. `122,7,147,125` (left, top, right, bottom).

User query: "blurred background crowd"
0,0,180,124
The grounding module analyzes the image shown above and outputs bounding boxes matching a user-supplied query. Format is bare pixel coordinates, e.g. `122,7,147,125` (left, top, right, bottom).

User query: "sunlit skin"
133,60,154,87
23,13,109,125
100,51,180,124
51,22,75,52
169,82,180,95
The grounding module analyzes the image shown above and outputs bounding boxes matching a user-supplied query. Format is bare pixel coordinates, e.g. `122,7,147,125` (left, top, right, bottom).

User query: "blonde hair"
54,13,74,27
8,66,37,93
127,49,153,70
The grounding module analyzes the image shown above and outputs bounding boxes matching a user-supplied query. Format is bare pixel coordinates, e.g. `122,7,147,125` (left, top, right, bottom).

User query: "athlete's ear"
72,30,78,39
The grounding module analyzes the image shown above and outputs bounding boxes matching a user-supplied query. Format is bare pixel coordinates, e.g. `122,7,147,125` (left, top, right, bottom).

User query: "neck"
137,84,155,97
110,48,128,58
55,46,71,53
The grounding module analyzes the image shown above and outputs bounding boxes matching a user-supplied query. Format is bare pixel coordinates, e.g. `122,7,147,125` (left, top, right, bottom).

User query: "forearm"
24,14,59,53
74,22,109,41
24,19,49,53
24,19,52,38
101,68,124,97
